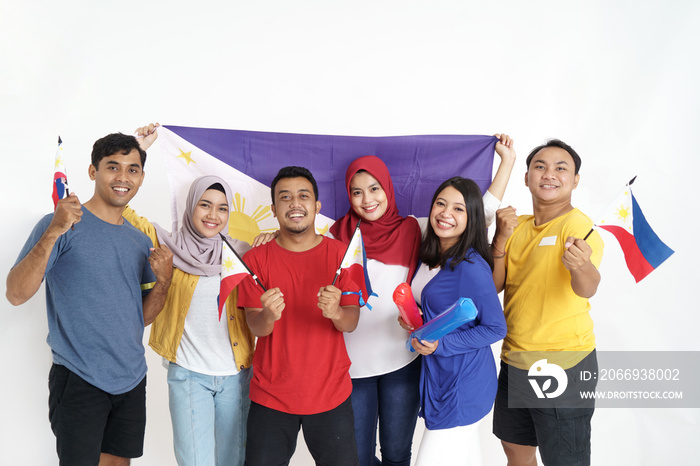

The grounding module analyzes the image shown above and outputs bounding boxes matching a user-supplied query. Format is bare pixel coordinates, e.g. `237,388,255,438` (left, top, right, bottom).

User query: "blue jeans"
351,357,421,466
167,363,252,466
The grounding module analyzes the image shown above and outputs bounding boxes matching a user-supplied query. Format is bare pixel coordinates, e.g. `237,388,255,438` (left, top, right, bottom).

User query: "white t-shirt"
343,259,420,378
175,275,240,376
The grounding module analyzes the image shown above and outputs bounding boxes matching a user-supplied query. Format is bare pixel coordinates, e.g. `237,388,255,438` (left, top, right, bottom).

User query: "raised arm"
6,194,83,305
487,133,517,201
491,206,518,293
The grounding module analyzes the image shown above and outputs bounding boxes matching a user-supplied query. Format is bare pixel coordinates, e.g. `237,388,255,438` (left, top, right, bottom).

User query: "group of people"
6,123,603,466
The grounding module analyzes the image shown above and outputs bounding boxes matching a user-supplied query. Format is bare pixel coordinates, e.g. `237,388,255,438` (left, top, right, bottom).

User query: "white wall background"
2,1,698,464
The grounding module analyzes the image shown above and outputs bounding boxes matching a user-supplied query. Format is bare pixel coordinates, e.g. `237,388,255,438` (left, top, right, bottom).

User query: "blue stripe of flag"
631,193,674,268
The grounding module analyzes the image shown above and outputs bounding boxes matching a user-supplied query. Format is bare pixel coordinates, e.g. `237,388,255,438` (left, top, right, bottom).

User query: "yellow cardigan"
123,207,254,370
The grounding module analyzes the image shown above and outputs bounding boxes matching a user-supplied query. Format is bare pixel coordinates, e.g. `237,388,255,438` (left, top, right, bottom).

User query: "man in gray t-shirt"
6,131,172,466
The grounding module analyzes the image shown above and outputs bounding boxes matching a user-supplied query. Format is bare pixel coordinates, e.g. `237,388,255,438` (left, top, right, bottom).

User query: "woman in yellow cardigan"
124,174,253,466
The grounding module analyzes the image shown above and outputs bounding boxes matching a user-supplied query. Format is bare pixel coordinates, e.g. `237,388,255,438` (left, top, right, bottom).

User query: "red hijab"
330,155,421,280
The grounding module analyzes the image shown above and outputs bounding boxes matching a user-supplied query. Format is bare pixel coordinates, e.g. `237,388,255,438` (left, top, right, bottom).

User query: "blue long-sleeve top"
415,249,507,430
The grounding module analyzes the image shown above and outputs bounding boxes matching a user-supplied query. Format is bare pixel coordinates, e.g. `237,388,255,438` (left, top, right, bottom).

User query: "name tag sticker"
539,236,557,246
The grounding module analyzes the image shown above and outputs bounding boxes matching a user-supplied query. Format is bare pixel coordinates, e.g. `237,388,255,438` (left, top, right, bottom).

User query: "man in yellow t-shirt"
491,139,603,466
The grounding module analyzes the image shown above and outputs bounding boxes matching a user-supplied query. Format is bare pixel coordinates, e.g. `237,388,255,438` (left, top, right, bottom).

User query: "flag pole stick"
331,219,361,286
584,175,637,243
219,234,267,292
58,136,70,197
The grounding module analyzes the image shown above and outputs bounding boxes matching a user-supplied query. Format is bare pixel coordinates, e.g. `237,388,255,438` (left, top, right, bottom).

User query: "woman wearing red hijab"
329,134,515,466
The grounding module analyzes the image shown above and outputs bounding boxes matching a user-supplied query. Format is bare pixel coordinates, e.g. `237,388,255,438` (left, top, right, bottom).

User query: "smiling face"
525,146,580,205
191,189,230,238
271,176,321,235
88,148,145,209
349,171,388,222
429,185,468,252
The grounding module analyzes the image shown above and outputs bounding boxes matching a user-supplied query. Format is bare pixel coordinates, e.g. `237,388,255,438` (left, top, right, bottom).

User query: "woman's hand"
398,315,415,331
411,338,439,355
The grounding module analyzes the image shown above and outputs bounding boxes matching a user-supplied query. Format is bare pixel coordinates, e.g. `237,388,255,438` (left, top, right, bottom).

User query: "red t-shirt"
238,237,361,415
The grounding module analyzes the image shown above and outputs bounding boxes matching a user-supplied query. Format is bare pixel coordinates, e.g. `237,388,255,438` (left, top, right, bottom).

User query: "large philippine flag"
218,241,253,320
594,182,674,282
335,222,375,307
52,136,69,209
156,125,498,248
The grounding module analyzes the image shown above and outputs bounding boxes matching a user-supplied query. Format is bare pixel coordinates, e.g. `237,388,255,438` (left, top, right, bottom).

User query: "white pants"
415,420,482,466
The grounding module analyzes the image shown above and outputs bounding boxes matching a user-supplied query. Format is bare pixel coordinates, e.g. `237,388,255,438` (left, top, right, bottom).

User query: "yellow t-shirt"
501,208,603,370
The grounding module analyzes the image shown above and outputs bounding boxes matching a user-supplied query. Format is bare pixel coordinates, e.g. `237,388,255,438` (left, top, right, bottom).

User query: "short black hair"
91,133,147,170
526,139,581,174
270,166,319,204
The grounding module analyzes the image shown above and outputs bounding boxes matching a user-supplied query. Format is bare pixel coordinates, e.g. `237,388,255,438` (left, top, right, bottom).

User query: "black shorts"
493,351,597,466
48,363,146,465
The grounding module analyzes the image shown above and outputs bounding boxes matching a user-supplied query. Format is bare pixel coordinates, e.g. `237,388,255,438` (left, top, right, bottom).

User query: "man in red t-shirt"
238,166,361,466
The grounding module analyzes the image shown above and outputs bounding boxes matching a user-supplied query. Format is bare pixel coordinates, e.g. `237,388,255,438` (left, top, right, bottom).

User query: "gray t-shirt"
15,207,155,394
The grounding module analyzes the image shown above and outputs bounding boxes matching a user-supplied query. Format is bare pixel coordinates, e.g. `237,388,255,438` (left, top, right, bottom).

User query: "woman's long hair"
420,177,494,271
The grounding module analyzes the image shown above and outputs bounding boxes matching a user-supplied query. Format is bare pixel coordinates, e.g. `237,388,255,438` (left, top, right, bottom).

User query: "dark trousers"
245,396,359,466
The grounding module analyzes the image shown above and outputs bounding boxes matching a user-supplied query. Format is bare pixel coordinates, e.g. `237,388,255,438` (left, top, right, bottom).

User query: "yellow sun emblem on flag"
227,193,278,244
226,193,330,244
222,256,235,271
615,204,631,223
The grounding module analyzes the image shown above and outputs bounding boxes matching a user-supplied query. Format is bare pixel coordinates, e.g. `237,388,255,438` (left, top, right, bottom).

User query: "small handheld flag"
332,220,376,308
52,136,69,208
218,234,266,320
590,177,674,282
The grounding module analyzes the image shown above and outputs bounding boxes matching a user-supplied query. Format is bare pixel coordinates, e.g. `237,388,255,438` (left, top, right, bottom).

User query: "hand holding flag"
317,285,343,320
588,177,674,282
134,122,160,151
50,193,83,235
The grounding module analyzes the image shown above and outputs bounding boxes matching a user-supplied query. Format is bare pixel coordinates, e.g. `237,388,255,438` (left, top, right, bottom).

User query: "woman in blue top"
409,177,507,465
